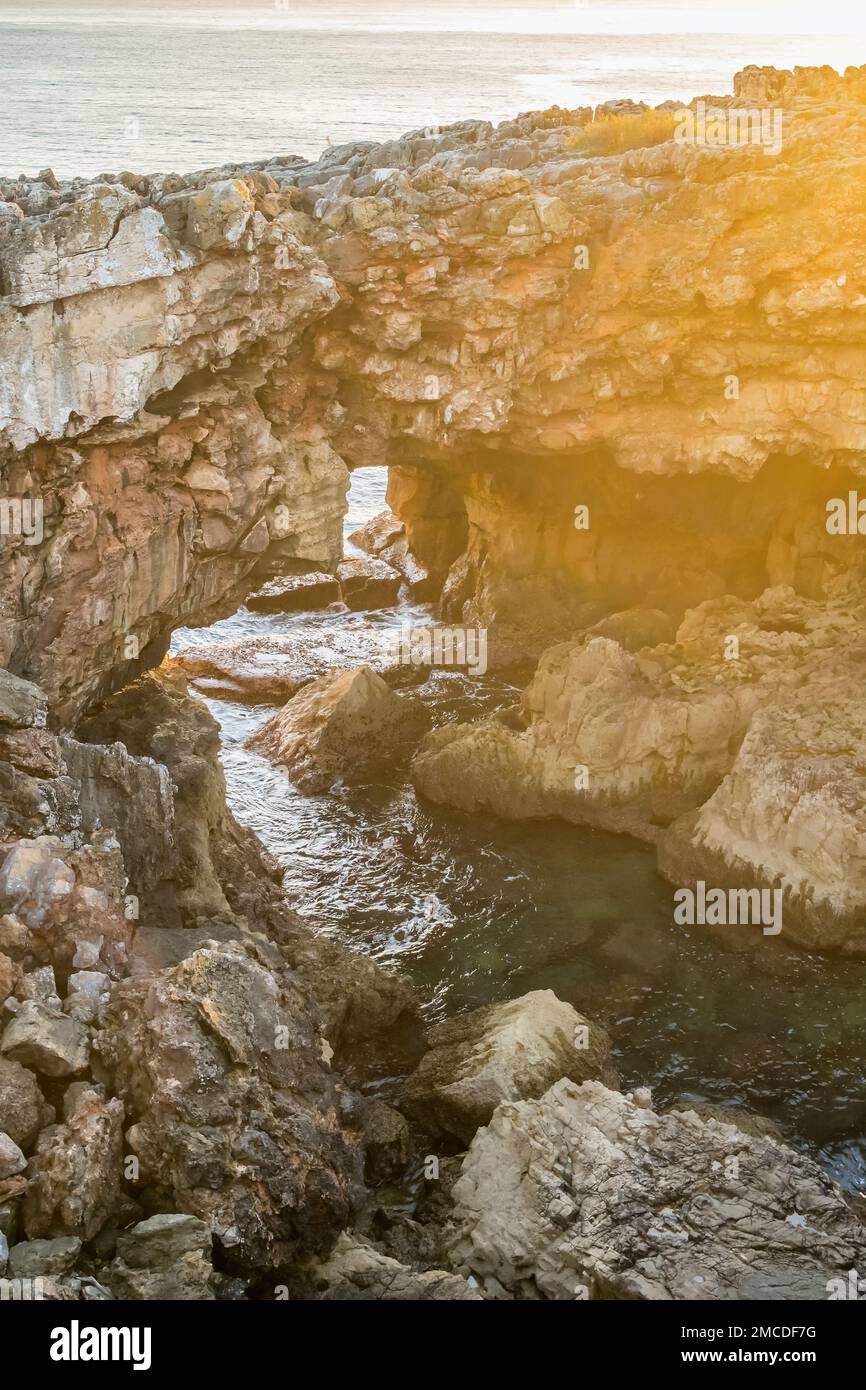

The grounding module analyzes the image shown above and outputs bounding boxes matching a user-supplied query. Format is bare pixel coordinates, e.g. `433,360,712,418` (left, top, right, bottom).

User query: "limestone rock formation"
170,625,423,705
3,61,866,1300
247,665,430,793
402,990,618,1142
4,67,866,723
413,584,866,952
94,939,366,1271
448,1080,866,1300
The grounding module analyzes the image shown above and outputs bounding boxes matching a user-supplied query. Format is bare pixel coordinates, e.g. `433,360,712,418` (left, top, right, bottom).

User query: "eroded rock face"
448,1080,866,1300
247,665,430,793
4,66,866,721
94,939,366,1270
413,584,866,952
3,62,866,1298
402,990,618,1142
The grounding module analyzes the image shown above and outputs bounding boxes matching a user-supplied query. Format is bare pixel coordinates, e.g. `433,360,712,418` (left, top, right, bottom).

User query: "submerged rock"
170,626,421,705
247,664,430,793
402,990,617,1143
246,571,341,614
448,1080,866,1300
336,556,402,611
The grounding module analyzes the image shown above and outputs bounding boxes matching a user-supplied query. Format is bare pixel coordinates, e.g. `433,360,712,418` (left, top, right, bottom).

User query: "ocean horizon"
2,0,865,177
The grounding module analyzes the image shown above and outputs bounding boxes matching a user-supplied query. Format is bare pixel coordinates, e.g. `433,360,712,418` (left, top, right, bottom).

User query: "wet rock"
413,586,866,952
300,1232,481,1301
23,1085,124,1241
0,1056,52,1149
246,572,340,613
358,1099,413,1185
276,929,422,1064
107,1213,215,1301
348,509,404,556
666,1098,783,1142
170,625,420,705
95,940,365,1271
348,510,434,597
0,1001,90,1078
246,665,430,793
336,556,402,610
448,1080,866,1299
402,990,618,1143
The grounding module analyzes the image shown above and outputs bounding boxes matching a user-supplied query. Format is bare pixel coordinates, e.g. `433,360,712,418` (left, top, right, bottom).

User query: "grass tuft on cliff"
567,109,679,155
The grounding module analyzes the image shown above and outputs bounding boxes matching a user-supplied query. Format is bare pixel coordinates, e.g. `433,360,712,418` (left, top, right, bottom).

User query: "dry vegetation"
567,108,680,155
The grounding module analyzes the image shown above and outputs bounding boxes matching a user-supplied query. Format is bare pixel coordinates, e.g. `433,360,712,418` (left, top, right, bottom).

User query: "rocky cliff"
5,61,866,950
2,64,866,1299
3,64,866,718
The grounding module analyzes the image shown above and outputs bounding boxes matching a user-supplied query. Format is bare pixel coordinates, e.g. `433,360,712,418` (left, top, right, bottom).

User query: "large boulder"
106,1214,215,1301
0,1002,90,1079
402,991,617,1142
246,665,430,793
94,940,366,1271
348,510,434,597
448,1080,866,1300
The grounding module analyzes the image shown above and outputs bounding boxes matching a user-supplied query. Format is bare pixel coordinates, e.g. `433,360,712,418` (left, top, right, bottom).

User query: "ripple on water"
170,469,866,1187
